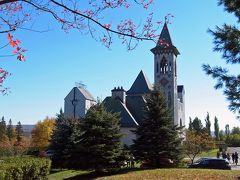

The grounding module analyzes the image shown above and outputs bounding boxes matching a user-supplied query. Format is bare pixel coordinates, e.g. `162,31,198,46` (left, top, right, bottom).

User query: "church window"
160,57,168,74
156,62,159,73
169,62,172,72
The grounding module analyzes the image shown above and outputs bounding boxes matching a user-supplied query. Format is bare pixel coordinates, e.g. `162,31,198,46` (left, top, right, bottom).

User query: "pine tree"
214,116,220,140
7,119,14,140
0,116,7,141
205,112,211,136
203,0,240,117
77,103,123,172
15,121,23,143
189,117,193,131
132,89,183,167
50,109,82,168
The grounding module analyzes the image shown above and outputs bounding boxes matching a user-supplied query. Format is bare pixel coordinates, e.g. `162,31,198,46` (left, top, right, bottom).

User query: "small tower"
64,86,96,118
151,23,180,126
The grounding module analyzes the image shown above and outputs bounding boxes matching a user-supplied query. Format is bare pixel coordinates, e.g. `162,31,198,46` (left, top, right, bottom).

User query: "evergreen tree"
0,116,7,141
225,124,230,136
77,103,123,171
192,117,204,134
15,121,23,143
203,0,240,117
50,109,82,168
205,112,211,136
132,89,183,167
219,130,225,141
189,117,193,131
214,117,220,140
7,119,14,140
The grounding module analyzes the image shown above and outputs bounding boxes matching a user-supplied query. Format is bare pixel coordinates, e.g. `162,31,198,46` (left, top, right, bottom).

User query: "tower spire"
151,23,179,56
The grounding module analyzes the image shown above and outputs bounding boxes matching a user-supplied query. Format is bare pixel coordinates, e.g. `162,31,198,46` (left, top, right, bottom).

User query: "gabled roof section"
78,87,96,101
103,97,138,128
127,70,153,95
64,87,96,101
151,23,180,56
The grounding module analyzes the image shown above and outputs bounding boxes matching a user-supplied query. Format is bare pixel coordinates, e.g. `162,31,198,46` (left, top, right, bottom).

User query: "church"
64,23,185,146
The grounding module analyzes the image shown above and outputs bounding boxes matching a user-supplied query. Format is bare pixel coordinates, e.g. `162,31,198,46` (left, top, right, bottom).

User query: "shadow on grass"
64,168,144,180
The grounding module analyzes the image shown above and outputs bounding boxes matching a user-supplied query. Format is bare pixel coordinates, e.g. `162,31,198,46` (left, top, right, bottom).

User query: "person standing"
227,153,231,162
232,153,235,164
235,152,238,165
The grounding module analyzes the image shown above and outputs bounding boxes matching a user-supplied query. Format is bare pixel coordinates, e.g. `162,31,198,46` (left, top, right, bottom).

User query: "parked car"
188,158,231,170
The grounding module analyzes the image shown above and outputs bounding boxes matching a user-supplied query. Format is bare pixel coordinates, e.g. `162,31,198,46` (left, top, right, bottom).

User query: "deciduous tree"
184,130,215,164
31,117,55,150
191,117,204,134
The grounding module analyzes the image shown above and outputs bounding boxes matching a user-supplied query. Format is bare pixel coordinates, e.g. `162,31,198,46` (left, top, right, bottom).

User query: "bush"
0,157,51,180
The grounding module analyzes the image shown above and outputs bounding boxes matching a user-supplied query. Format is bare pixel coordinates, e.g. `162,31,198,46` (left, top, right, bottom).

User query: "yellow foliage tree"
31,117,55,150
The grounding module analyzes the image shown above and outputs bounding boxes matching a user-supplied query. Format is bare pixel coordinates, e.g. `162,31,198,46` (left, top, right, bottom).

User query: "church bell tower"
151,23,180,126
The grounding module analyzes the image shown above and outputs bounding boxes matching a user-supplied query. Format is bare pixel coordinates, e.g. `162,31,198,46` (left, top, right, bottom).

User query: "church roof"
126,95,146,125
157,22,173,48
64,87,95,101
103,97,139,128
151,23,180,56
127,70,153,95
77,87,96,101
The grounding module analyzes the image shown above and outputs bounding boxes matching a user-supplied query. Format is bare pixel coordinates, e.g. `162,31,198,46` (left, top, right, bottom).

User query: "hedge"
0,157,51,180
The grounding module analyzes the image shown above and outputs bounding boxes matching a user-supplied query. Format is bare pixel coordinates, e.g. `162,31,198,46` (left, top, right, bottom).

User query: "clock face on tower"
159,78,169,86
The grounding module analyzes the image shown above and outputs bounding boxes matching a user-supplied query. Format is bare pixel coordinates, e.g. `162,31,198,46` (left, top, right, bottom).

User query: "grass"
47,168,240,180
198,149,219,158
97,168,240,180
47,169,90,180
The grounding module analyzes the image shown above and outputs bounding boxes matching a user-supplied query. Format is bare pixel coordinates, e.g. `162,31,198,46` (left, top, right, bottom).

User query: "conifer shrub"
0,157,51,180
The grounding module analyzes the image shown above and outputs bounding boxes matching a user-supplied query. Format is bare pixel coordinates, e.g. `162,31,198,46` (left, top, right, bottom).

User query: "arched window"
156,62,159,73
160,56,168,74
180,119,182,127
169,62,172,72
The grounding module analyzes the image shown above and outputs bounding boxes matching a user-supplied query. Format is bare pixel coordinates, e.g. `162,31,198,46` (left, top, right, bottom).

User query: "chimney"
111,86,126,104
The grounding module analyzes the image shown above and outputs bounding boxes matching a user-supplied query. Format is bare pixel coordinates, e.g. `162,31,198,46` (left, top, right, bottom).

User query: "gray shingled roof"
78,87,96,101
150,23,180,56
157,22,173,48
126,95,146,125
127,70,153,95
103,97,138,128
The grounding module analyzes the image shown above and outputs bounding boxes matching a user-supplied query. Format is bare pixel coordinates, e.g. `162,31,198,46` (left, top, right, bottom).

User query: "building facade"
64,23,185,146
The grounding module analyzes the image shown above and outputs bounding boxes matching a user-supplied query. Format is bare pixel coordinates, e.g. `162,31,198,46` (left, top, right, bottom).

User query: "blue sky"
0,0,239,130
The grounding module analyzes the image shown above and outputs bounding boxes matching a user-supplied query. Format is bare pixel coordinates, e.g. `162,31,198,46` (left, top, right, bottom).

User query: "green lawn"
47,168,240,180
198,149,219,158
48,169,90,180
